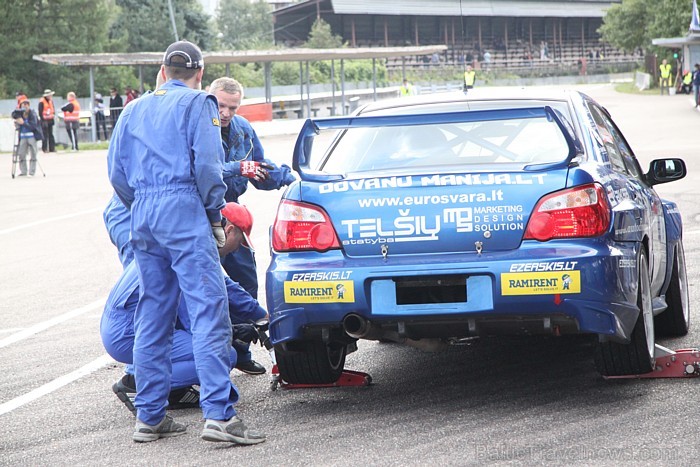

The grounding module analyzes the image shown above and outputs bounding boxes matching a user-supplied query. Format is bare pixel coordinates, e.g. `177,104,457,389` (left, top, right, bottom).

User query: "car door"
591,104,667,295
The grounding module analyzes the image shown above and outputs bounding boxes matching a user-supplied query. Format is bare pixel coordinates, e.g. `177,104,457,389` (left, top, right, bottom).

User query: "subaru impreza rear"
265,90,684,384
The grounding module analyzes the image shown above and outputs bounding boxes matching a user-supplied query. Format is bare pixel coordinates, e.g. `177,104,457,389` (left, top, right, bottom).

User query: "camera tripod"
11,128,46,178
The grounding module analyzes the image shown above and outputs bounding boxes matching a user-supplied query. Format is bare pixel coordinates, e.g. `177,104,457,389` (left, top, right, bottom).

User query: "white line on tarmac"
0,299,105,349
0,354,114,416
0,208,103,235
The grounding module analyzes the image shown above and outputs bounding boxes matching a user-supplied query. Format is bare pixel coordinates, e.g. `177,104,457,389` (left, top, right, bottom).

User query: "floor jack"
605,344,700,379
253,321,372,391
270,365,372,391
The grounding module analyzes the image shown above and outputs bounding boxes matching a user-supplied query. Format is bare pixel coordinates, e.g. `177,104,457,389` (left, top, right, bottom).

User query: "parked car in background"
266,89,689,384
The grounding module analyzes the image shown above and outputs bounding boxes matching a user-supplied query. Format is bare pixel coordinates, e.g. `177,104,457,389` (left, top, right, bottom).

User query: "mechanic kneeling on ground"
101,203,267,421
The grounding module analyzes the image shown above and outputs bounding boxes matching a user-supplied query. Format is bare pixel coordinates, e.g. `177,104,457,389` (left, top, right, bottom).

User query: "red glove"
240,161,272,181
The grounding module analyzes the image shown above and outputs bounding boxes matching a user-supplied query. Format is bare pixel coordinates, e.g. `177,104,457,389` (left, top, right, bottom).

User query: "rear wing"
292,106,583,183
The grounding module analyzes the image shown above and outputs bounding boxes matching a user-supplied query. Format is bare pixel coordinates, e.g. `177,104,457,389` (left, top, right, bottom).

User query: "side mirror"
645,158,686,186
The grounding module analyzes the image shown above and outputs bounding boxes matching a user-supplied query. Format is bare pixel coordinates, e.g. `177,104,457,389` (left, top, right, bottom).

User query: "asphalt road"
1,84,699,466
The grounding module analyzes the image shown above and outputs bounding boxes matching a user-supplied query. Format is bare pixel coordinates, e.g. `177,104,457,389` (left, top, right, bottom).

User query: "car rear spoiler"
292,106,583,183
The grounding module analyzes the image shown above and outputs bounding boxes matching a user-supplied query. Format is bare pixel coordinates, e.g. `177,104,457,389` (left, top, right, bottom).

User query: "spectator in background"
94,93,108,141
38,89,56,153
109,88,123,135
125,86,137,105
399,78,415,97
13,98,43,177
692,63,700,108
15,91,27,109
680,70,693,95
482,50,492,71
463,65,476,92
61,91,81,152
659,59,673,95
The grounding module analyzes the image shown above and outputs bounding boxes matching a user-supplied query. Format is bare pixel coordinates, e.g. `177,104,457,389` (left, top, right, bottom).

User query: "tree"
305,18,344,49
599,0,693,53
216,0,273,50
110,0,214,53
0,0,116,98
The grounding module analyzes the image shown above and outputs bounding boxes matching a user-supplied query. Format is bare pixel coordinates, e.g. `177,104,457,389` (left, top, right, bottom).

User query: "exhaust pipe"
343,313,382,339
342,314,448,351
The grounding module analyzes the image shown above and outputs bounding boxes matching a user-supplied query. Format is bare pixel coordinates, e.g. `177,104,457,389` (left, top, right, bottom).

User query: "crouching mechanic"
209,77,295,375
103,194,268,377
101,204,267,428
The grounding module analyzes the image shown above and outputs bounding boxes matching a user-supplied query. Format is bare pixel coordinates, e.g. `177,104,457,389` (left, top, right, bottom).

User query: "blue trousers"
131,187,235,425
100,308,238,390
222,245,258,364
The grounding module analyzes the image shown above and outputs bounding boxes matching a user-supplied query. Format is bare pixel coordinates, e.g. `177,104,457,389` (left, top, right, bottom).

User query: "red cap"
221,203,254,250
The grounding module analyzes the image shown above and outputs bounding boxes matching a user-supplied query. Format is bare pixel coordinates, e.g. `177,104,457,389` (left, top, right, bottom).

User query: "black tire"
654,242,690,337
594,250,655,376
275,340,347,384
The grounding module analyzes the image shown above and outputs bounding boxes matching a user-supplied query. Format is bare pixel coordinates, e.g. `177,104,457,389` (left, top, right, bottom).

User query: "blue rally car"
265,89,689,383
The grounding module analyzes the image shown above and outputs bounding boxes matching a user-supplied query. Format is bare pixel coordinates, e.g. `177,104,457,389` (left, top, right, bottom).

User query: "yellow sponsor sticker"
501,271,580,296
284,280,355,303
154,89,167,96
212,117,220,127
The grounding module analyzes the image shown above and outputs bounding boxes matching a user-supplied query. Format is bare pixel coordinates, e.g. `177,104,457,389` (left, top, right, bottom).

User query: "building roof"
274,0,618,18
652,33,700,48
33,45,448,67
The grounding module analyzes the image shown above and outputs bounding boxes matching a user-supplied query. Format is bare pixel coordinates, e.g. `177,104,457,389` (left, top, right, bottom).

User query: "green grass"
614,82,661,96
79,141,110,151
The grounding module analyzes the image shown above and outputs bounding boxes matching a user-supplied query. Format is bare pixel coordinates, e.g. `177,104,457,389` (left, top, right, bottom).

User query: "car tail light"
524,183,611,241
272,200,341,252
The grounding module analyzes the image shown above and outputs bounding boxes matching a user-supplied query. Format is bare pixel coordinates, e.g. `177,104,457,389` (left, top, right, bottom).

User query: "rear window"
322,114,570,174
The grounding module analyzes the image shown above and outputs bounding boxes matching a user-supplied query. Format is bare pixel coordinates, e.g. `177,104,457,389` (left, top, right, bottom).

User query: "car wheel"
594,250,655,376
275,340,347,384
654,242,690,337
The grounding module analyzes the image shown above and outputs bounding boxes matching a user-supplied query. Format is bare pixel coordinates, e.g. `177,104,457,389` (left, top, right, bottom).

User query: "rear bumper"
266,240,640,344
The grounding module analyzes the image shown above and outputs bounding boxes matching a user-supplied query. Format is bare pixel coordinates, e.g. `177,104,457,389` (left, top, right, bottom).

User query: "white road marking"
0,299,104,349
0,208,103,235
0,354,114,416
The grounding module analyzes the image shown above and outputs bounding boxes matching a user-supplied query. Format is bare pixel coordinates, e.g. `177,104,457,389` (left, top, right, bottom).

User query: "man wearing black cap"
108,40,265,445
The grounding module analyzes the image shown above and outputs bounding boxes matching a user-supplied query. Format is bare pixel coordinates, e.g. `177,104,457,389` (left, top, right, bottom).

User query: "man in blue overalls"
103,203,268,416
108,40,265,445
209,77,296,375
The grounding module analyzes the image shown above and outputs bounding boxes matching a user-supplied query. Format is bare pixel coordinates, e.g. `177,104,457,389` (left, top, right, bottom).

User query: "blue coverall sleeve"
222,161,241,178
107,112,135,209
191,95,227,224
224,275,267,323
249,125,265,162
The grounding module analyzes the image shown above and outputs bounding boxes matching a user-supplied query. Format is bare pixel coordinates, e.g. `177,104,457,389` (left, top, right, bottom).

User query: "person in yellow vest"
463,65,476,93
399,78,415,97
38,89,56,153
61,91,81,151
659,59,673,95
681,70,693,94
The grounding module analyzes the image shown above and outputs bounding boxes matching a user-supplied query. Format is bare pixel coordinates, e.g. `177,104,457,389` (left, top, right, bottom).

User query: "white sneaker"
201,416,266,445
